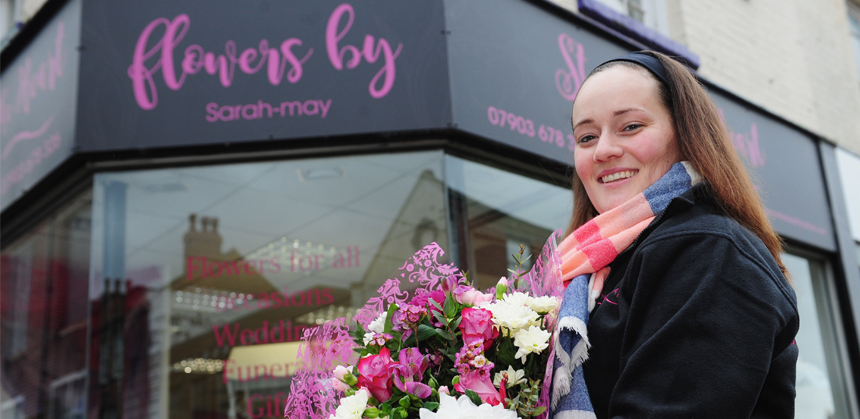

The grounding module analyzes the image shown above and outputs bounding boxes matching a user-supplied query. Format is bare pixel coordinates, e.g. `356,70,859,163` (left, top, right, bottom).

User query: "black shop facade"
1,0,856,418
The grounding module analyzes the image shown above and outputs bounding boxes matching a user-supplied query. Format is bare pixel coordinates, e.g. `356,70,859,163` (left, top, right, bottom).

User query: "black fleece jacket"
581,185,799,419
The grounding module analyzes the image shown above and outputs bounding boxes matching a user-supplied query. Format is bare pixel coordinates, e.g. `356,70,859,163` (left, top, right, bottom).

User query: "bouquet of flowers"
284,232,564,419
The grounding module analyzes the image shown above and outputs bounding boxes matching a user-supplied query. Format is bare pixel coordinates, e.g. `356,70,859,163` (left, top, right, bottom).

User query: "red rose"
356,347,394,401
458,307,498,347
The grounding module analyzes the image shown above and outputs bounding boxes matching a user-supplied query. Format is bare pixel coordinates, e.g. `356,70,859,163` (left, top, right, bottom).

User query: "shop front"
1,0,857,418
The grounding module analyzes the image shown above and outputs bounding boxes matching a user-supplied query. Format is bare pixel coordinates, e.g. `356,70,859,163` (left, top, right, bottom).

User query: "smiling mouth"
600,170,637,184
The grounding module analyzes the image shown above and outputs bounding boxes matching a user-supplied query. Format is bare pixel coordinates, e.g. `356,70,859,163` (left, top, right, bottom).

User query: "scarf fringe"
553,410,598,419
551,316,590,409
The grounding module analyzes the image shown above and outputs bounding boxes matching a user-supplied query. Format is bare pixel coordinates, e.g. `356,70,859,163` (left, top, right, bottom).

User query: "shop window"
849,2,860,83
90,152,448,418
445,156,571,291
0,191,92,419
593,0,667,34
785,252,856,419
1,397,25,419
578,0,698,68
0,0,17,42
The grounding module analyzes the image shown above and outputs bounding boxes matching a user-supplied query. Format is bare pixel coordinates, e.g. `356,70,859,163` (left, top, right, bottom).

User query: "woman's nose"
593,134,623,162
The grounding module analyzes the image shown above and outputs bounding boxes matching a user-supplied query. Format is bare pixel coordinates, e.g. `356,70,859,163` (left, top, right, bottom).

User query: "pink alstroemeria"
394,373,433,398
391,348,431,398
397,348,429,378
454,370,502,406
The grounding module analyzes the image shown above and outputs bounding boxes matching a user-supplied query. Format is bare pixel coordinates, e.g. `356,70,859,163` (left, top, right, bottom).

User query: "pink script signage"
719,109,765,168
0,21,68,200
556,33,587,101
128,3,402,111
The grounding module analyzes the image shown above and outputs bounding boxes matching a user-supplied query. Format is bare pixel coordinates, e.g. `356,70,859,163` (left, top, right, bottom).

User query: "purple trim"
577,0,700,69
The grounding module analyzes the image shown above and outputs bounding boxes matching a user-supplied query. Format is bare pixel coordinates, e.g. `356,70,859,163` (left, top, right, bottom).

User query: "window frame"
785,243,860,418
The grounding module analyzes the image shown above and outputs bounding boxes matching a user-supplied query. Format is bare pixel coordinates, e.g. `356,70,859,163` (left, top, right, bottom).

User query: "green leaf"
432,312,448,328
383,303,399,334
422,402,440,411
533,406,547,415
464,389,483,406
402,334,417,347
399,396,410,409
449,316,462,330
443,295,457,319
429,298,444,312
416,324,438,341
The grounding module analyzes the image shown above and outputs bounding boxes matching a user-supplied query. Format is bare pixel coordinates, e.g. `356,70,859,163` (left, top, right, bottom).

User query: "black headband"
600,51,669,86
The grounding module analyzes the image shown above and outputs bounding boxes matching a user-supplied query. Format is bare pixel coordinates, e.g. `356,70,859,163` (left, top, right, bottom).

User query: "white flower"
487,301,540,334
493,365,527,388
329,388,369,419
368,312,387,334
362,332,376,346
418,393,517,419
502,291,533,308
512,325,552,362
528,296,560,314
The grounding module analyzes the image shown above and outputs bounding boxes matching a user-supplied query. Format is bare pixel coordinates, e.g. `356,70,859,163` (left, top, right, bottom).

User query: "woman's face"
572,65,680,214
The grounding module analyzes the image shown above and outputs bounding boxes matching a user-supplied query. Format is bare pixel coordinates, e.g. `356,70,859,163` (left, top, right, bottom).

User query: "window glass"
445,156,571,291
89,152,447,418
850,7,860,81
0,192,92,419
785,252,852,419
593,0,668,34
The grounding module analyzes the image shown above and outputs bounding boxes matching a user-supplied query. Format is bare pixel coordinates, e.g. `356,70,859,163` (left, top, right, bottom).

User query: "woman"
550,51,798,418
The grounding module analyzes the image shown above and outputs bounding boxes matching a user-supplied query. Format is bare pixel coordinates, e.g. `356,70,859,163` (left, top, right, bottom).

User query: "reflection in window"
446,156,571,291
0,192,92,419
593,0,668,34
786,253,852,419
90,152,447,418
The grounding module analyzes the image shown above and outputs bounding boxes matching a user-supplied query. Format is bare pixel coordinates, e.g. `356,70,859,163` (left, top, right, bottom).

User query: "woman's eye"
623,124,642,131
577,135,596,144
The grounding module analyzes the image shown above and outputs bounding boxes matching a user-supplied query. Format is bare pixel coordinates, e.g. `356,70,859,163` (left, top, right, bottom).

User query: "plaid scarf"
550,162,702,418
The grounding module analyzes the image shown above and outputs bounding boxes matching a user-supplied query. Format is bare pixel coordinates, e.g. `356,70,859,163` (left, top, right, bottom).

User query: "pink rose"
332,378,350,392
458,307,499,347
333,365,352,381
356,347,394,401
454,370,502,406
453,285,493,307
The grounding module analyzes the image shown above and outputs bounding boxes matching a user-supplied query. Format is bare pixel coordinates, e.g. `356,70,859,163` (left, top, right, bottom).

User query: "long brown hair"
565,51,788,277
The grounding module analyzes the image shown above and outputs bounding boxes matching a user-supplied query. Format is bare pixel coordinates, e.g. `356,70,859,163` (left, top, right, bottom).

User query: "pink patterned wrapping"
518,230,565,419
283,318,355,419
353,242,458,327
